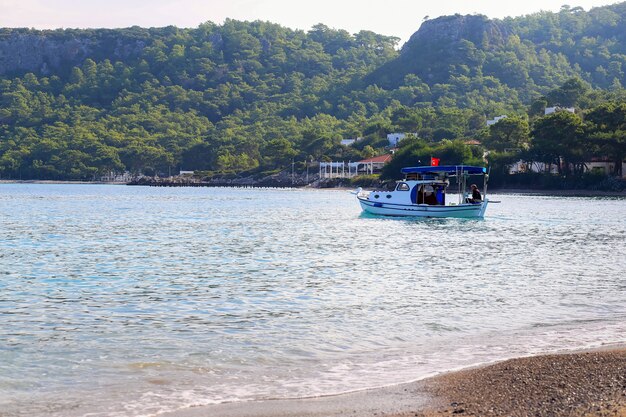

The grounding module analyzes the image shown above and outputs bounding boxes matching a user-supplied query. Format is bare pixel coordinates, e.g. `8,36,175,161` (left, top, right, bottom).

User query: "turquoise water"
1,184,625,417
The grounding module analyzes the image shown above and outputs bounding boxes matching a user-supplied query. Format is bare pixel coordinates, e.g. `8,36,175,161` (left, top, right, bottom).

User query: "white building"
100,171,134,182
508,160,559,174
387,133,417,147
545,106,575,115
486,115,507,126
585,159,626,177
340,137,362,146
509,159,626,177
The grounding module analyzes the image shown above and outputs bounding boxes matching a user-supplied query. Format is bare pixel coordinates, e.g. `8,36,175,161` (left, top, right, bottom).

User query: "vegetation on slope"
0,5,625,184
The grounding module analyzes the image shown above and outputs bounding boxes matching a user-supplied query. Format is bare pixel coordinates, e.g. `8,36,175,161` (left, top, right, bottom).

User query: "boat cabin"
392,179,448,205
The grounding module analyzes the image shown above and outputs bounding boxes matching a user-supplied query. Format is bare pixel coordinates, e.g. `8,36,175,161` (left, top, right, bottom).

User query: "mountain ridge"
1,4,626,180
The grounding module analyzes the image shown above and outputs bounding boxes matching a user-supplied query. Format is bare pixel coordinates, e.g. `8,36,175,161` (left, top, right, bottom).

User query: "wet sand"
164,348,626,417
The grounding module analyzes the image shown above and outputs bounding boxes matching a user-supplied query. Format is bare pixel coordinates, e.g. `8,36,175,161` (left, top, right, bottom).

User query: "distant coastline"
488,187,626,197
0,180,127,185
3,179,626,197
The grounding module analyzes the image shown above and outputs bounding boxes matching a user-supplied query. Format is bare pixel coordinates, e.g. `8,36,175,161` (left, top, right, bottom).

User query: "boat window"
396,182,410,191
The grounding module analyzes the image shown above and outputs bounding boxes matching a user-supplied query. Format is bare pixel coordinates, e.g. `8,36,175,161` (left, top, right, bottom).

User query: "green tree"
546,78,589,107
585,102,626,176
531,111,587,176
483,116,530,152
361,145,377,158
261,138,297,169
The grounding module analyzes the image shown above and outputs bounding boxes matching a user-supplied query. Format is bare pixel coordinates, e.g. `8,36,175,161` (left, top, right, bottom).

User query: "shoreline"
2,180,626,197
0,179,127,185
412,347,626,417
488,188,626,197
163,345,626,417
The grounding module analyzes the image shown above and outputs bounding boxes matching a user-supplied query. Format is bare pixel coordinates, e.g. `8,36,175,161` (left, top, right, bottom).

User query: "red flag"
430,157,440,166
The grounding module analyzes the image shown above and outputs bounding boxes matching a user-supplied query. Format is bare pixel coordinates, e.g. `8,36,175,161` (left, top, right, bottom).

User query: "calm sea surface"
0,184,625,416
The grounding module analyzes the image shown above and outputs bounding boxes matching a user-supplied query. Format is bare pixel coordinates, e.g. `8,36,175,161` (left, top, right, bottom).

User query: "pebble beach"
410,347,626,417
167,347,626,417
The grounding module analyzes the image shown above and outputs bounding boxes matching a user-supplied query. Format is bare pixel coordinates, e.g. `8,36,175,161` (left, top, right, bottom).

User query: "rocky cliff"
0,28,150,76
403,14,507,53
366,14,510,87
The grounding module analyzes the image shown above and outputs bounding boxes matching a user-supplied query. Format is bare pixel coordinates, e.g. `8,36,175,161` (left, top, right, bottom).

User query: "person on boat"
467,184,482,203
416,184,443,205
435,186,445,205
421,184,438,205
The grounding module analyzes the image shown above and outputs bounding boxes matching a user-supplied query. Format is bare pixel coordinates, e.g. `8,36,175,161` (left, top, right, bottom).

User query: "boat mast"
483,166,490,200
456,166,461,205
460,166,468,204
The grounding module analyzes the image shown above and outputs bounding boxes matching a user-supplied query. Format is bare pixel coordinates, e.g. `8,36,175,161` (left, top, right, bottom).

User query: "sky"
0,0,622,45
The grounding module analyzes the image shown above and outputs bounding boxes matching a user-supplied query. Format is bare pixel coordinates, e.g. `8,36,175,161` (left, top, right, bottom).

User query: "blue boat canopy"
401,165,487,175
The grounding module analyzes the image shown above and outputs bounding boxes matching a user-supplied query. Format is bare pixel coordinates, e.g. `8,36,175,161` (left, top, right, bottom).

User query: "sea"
0,184,625,417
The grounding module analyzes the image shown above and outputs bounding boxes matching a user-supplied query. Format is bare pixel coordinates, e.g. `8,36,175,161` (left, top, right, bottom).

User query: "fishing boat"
356,165,489,218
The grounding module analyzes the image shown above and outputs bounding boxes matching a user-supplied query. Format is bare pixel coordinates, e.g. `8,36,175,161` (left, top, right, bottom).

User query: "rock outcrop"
0,28,148,76
366,14,509,87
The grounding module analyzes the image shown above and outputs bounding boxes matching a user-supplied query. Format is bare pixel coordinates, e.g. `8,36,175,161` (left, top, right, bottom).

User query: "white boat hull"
358,196,488,218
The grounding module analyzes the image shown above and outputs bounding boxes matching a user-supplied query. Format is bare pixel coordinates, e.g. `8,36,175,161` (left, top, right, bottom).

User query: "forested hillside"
1,3,626,181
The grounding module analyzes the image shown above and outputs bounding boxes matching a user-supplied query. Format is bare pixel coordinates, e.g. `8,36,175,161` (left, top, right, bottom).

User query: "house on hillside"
486,115,507,126
341,137,362,146
387,133,417,147
545,106,575,115
354,154,393,175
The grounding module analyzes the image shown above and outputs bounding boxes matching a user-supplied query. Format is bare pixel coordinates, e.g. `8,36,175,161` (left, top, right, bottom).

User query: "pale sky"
0,0,622,44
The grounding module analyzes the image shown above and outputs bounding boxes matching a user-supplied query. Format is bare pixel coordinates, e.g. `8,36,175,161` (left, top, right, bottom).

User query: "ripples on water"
0,184,625,416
